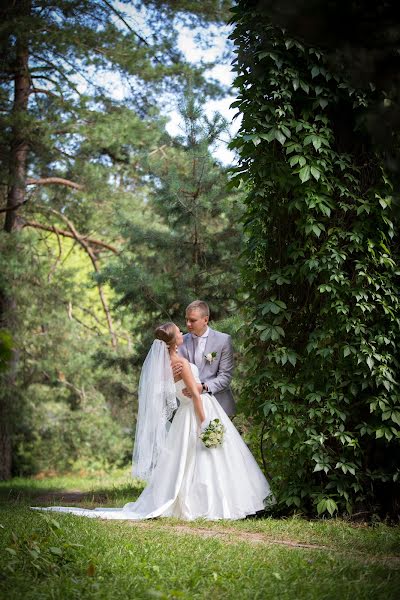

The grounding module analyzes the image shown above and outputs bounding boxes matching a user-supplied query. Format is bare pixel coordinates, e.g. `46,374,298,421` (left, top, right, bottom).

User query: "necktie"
194,336,202,369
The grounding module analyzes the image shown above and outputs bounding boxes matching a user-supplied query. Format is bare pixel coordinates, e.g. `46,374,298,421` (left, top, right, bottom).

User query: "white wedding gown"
32,364,272,520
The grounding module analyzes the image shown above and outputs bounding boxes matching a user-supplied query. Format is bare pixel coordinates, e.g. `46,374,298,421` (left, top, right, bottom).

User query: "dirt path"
33,491,400,565
36,491,91,502
129,521,328,550
128,522,400,566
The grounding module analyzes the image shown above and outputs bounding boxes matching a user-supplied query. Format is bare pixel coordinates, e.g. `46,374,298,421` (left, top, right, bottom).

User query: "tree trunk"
4,26,30,231
0,1,30,480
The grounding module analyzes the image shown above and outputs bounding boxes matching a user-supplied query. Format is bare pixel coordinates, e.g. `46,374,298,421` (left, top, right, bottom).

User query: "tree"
230,0,400,517
0,0,232,478
0,228,137,475
244,0,400,186
102,90,244,360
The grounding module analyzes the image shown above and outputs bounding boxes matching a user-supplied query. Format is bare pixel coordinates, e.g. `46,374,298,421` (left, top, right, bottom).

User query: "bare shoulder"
171,355,188,367
180,357,191,370
173,356,191,374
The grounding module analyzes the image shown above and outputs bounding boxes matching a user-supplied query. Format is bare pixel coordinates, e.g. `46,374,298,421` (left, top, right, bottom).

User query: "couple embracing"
32,300,273,521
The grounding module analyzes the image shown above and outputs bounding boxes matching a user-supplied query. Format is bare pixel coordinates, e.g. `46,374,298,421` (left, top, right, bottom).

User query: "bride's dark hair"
154,322,176,347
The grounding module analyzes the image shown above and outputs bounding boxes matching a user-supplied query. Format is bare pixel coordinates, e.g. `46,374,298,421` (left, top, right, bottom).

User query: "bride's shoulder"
171,355,188,366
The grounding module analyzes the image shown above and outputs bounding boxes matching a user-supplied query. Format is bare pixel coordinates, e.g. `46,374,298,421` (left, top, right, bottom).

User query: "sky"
170,23,240,164
112,2,240,165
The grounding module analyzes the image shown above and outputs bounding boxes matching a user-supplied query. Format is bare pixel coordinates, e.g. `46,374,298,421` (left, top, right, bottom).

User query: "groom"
175,300,236,417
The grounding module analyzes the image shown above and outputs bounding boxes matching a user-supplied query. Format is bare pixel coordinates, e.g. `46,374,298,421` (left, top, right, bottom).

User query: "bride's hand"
199,418,208,432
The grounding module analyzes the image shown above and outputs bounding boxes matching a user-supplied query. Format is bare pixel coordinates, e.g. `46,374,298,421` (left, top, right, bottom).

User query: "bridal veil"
132,339,177,482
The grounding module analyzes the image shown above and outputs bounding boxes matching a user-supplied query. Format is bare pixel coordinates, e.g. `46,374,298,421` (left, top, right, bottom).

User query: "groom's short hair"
186,300,209,317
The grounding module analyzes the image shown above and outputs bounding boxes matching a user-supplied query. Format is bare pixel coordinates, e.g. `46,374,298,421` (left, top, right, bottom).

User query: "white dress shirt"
192,327,209,370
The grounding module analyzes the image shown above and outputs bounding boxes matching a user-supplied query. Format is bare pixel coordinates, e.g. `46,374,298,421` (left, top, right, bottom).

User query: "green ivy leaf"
326,498,338,516
311,65,319,78
391,411,400,426
366,356,374,370
274,130,286,145
300,80,310,94
299,165,311,183
310,166,321,180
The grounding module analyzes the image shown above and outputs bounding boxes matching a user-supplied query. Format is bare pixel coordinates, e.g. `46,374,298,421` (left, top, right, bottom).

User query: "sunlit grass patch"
0,468,142,507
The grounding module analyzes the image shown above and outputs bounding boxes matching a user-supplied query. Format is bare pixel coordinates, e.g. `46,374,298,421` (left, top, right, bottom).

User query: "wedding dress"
32,364,272,520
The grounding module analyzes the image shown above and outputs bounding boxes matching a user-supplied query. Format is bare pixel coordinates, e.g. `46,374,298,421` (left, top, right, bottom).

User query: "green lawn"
0,470,399,599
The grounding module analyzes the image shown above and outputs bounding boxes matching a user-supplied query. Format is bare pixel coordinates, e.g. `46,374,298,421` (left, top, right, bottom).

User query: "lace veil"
132,339,177,482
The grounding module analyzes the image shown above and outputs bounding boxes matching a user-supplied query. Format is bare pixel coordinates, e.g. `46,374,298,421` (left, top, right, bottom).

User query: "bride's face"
174,325,183,347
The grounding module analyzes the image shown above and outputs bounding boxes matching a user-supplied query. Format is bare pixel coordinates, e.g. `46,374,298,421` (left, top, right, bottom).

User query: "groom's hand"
172,361,183,379
182,383,202,398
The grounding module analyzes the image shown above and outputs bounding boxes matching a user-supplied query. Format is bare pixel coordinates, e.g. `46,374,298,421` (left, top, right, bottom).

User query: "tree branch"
29,87,59,98
26,177,84,190
0,200,26,214
30,52,81,95
47,224,62,282
66,306,103,336
45,209,118,348
22,220,119,254
69,304,133,346
100,0,152,48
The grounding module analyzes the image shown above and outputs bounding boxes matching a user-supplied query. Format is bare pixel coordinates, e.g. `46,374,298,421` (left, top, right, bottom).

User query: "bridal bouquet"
200,418,225,448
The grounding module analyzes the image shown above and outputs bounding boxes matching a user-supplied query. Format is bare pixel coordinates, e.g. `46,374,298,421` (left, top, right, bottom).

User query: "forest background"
0,0,246,478
1,0,399,520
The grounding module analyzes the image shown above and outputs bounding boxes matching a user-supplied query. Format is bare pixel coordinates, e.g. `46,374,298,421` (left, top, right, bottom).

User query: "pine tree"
103,91,243,359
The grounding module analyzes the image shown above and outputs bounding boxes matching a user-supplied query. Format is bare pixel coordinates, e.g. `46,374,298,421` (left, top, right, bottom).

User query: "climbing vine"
230,1,400,516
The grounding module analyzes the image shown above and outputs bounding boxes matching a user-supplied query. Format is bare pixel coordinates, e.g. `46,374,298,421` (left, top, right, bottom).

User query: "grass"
0,470,399,599
0,468,140,502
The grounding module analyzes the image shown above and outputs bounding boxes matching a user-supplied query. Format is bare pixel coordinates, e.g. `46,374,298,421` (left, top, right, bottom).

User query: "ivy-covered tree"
230,0,400,517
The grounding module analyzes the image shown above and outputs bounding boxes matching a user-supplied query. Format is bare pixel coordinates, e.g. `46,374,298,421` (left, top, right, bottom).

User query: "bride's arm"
180,360,205,424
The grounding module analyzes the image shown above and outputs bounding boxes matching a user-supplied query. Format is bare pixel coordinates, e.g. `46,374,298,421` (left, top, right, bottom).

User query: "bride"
32,322,273,520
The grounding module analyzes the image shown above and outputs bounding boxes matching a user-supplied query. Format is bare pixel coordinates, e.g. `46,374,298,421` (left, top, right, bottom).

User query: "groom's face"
186,309,208,336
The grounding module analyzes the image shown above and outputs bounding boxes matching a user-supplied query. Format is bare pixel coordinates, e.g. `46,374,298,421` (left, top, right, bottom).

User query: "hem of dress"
31,500,269,522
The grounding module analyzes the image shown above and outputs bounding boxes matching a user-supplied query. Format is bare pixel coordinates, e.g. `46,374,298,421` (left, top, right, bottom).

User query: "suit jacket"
178,327,236,416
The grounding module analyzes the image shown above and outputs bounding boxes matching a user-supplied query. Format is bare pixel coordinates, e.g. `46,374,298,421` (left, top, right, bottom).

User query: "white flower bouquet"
199,418,225,448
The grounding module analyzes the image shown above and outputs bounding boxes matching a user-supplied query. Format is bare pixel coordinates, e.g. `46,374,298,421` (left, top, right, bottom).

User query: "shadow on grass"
0,480,146,509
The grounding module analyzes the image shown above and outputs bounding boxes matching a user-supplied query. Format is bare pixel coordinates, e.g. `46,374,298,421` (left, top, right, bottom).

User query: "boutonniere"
204,352,217,363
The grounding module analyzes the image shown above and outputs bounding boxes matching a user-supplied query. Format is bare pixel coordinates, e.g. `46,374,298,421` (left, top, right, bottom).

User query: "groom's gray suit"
178,327,236,416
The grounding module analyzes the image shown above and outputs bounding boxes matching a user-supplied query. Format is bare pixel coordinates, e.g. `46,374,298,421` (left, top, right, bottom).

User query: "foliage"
0,1,235,477
230,1,400,517
0,229,135,475
0,329,12,372
0,0,229,233
14,397,132,475
102,91,244,359
246,0,400,185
